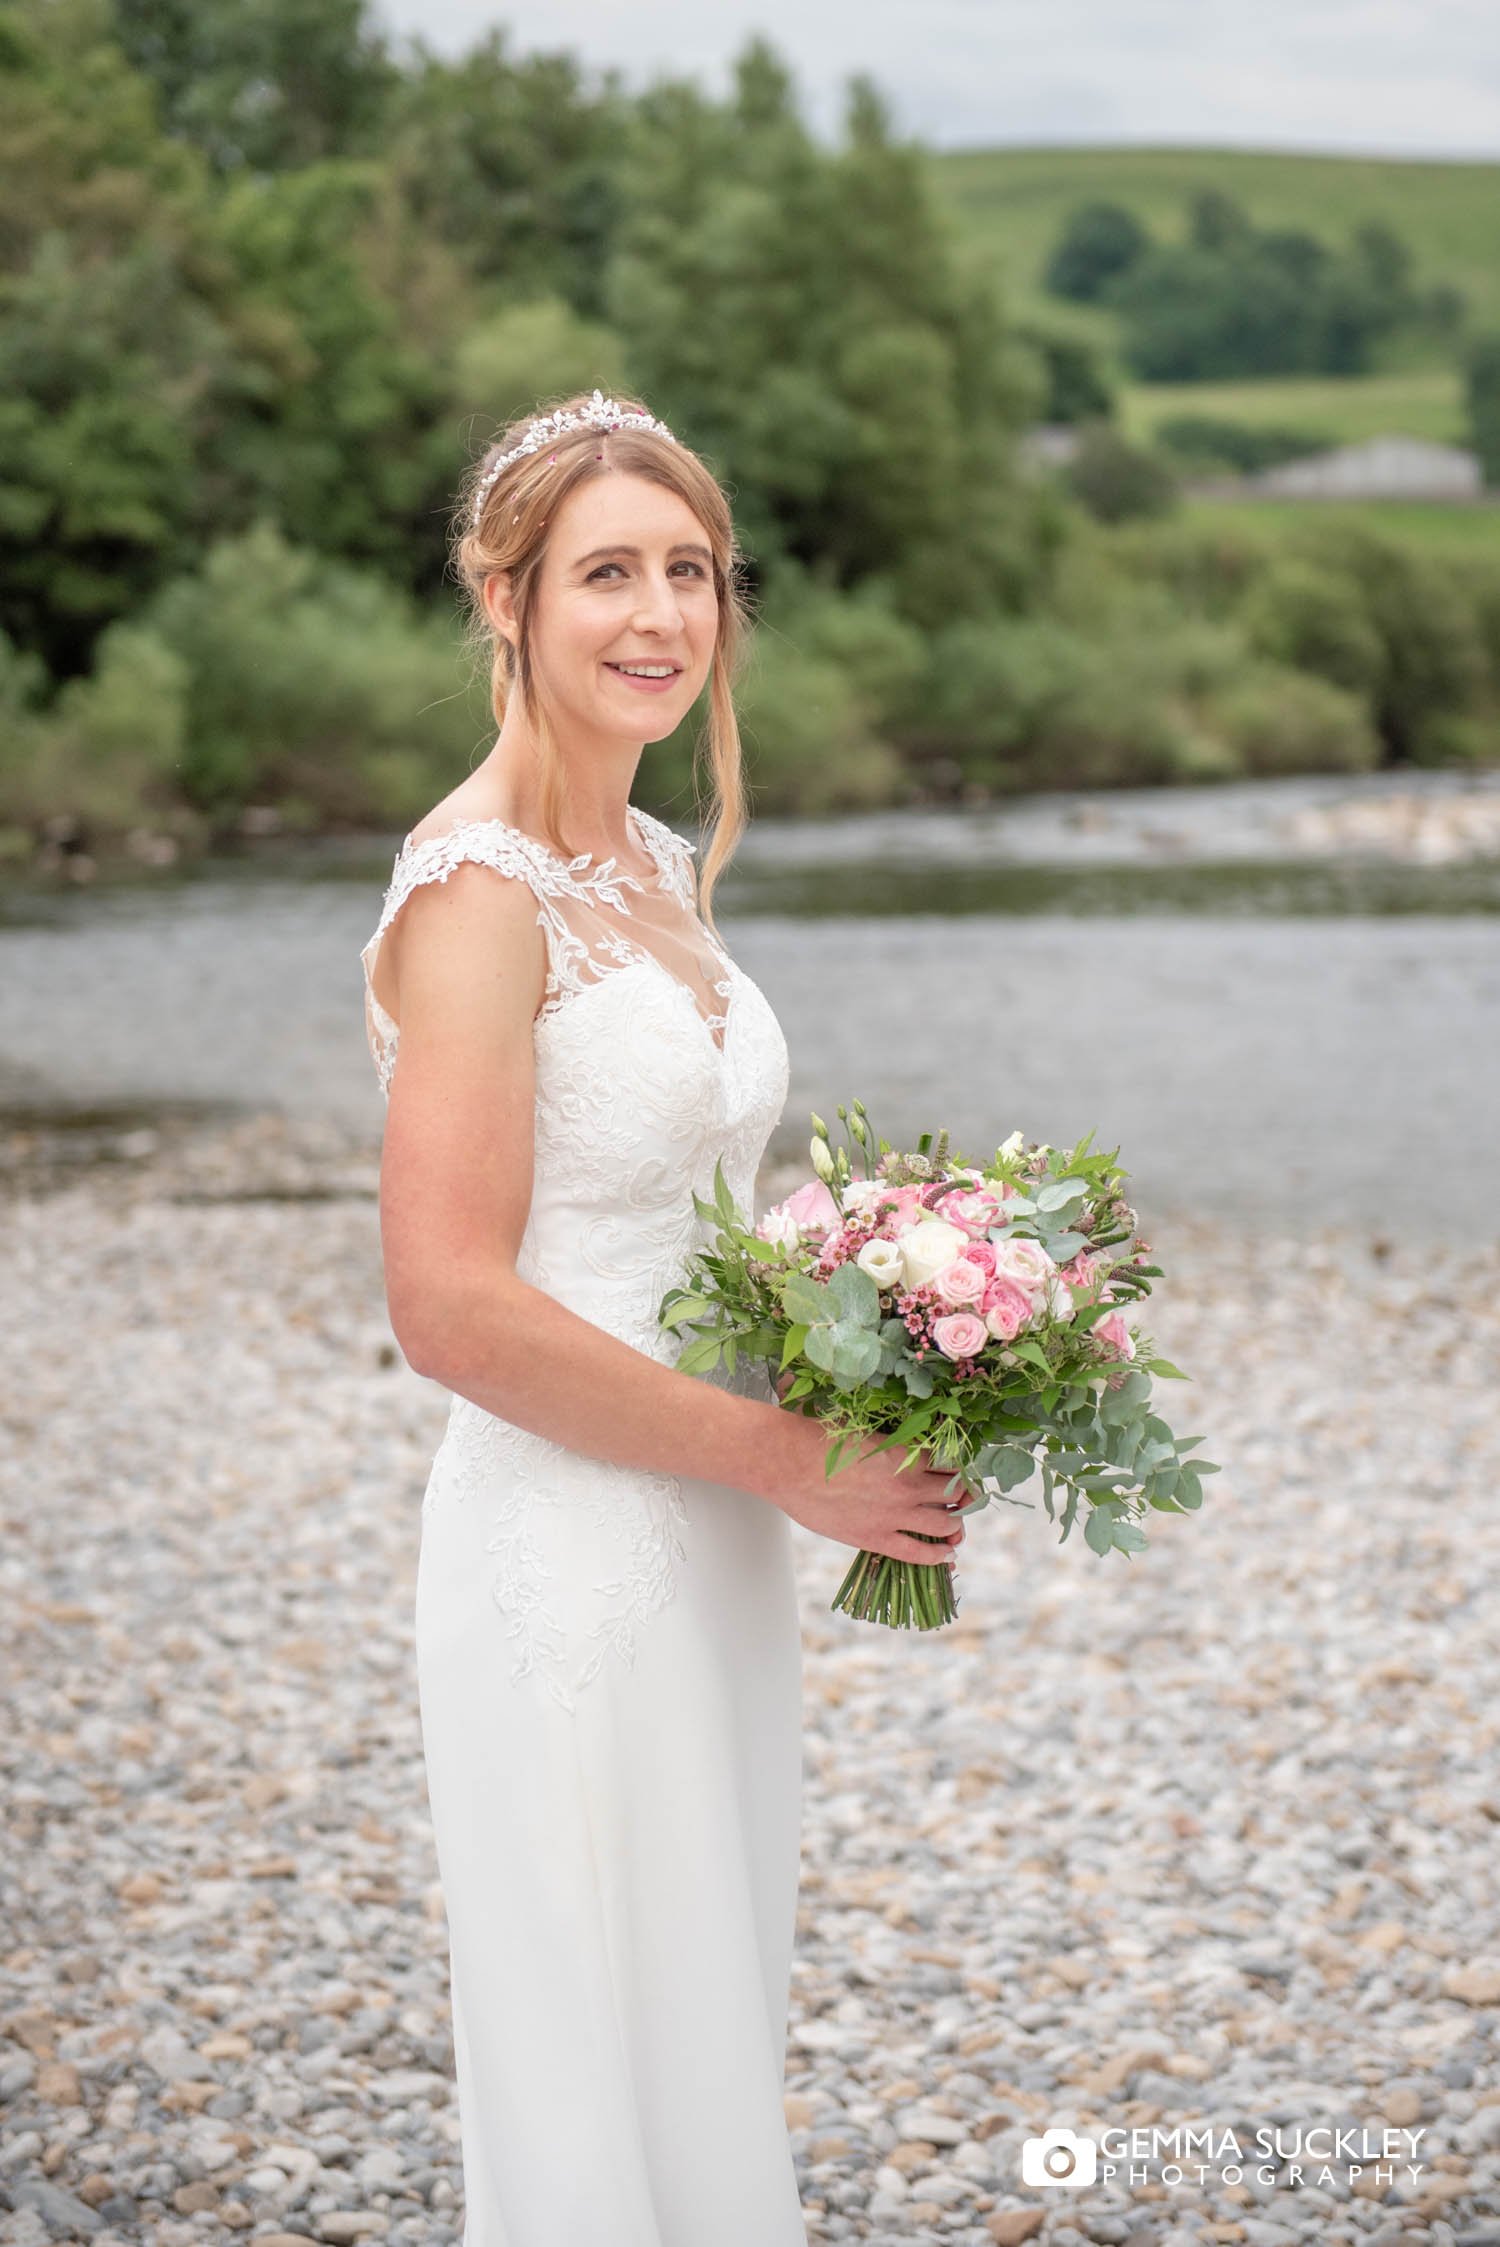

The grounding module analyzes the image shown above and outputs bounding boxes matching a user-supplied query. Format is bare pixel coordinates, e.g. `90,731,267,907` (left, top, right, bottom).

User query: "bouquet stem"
830,1537,960,1629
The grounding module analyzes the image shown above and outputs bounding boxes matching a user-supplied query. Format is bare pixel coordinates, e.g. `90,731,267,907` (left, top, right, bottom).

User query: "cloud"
369,0,1500,158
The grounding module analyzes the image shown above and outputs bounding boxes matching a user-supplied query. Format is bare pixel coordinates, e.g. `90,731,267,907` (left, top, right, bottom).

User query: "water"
2,774,1495,1243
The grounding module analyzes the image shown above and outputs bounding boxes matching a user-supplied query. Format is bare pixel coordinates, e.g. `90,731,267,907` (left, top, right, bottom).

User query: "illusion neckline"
399,800,670,891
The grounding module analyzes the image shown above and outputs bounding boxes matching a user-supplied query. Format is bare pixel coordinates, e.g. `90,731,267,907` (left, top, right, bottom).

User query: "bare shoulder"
402,781,506,853
380,835,549,1034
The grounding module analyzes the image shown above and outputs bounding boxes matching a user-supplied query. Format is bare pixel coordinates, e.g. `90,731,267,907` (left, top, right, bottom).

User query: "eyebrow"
572,542,713,569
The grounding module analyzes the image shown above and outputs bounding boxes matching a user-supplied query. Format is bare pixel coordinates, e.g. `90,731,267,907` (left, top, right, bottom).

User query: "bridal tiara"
471,389,679,527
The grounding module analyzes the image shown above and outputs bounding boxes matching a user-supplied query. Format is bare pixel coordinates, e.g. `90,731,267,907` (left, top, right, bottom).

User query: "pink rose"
962,1240,998,1277
982,1277,1034,1341
774,1178,840,1238
933,1258,987,1309
933,1186,1005,1238
991,1237,1055,1300
1061,1248,1105,1289
877,1183,929,1227
1095,1310,1136,1360
932,1312,988,1361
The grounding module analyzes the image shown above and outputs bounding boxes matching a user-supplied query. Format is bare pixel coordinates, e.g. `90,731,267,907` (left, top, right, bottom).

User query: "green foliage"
1152,415,1329,476
604,48,1040,629
3,10,1494,850
1243,561,1386,695
130,519,476,822
1080,191,1448,383
1043,200,1150,303
1205,665,1380,776
380,28,629,306
112,0,399,174
1014,324,1118,424
1063,423,1178,524
1464,331,1500,487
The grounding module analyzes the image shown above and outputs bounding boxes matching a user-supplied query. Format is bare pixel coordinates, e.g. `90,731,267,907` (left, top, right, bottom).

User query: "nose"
630,570,690,632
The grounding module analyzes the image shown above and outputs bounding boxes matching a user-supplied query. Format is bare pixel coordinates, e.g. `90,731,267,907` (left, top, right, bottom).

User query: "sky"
368,0,1500,161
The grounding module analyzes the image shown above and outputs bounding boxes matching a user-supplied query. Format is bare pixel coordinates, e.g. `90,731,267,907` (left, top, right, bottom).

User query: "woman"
359,388,965,2246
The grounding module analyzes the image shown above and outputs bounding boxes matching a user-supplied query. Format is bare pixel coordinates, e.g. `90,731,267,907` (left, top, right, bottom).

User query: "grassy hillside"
1180,495,1500,551
931,143,1500,344
1121,369,1467,448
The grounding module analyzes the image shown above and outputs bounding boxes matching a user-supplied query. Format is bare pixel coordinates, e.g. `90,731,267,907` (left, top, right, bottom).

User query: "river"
2,771,1495,1244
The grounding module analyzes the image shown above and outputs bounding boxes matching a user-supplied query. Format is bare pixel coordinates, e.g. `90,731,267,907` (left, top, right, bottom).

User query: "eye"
586,560,709,582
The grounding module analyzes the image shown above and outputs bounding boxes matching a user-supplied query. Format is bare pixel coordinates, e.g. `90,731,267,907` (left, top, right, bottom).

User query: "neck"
479,726,643,861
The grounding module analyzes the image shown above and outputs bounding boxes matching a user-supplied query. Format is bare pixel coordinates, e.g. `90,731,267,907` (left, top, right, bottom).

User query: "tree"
1465,332,1500,487
604,41,1046,630
111,0,399,174
1043,200,1149,303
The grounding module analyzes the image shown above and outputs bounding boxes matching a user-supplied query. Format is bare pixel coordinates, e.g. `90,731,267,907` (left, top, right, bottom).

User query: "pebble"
2,1114,1499,2246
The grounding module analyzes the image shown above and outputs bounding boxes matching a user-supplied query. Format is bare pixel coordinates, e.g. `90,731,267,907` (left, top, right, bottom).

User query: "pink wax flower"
933,1258,987,1309
932,1312,988,1361
982,1278,1034,1341
1095,1310,1137,1360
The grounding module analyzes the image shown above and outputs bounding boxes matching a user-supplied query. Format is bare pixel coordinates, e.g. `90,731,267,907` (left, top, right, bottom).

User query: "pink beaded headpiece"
471,388,679,527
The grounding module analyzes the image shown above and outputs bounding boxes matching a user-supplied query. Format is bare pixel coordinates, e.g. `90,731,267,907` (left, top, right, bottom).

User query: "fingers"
896,1533,961,1566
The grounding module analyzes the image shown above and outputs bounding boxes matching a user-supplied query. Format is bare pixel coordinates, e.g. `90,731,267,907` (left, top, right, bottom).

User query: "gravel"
3,1112,1497,2246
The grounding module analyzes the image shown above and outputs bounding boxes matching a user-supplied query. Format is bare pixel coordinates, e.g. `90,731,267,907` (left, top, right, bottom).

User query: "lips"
605,662,683,675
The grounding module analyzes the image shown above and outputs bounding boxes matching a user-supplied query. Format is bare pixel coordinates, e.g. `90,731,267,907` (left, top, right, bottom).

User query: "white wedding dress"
359,802,807,2247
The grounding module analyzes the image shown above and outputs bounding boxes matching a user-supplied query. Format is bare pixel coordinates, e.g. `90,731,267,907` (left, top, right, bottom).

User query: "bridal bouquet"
658,1101,1218,1632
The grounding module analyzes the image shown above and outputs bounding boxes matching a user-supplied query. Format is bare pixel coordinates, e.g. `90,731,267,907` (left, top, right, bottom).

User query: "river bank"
3,1122,1498,2246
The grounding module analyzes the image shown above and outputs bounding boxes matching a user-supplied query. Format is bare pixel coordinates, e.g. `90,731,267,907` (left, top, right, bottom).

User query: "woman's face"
510,469,719,748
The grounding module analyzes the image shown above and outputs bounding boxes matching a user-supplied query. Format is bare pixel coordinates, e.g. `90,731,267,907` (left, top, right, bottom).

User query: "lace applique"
362,800,790,1716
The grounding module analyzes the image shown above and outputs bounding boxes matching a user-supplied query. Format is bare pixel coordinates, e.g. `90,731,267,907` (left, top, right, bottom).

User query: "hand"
755,1393,967,1566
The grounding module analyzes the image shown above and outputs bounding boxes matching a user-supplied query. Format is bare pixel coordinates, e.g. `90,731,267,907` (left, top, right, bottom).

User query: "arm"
376,859,798,1503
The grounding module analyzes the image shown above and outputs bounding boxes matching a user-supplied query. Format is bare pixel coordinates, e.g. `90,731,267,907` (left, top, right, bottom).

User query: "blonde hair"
450,389,754,933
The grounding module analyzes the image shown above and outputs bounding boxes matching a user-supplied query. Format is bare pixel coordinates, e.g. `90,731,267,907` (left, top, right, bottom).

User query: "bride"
359,388,966,2246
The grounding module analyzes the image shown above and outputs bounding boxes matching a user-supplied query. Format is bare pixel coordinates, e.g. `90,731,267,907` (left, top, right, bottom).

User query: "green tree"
111,0,399,173
1465,331,1500,487
1063,425,1177,525
606,42,1044,632
1042,200,1149,303
380,28,630,311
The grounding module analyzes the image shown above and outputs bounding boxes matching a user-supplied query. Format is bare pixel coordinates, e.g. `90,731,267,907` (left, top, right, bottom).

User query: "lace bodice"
359,801,791,1713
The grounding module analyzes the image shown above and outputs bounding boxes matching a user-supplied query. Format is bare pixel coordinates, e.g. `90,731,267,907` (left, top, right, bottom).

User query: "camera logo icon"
1021,2127,1098,2188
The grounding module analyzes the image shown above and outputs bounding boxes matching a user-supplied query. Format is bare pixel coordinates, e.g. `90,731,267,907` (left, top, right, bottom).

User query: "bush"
1206,666,1380,776
906,609,1252,791
1291,523,1488,762
1064,424,1178,525
136,518,477,824
732,632,904,815
1243,561,1385,696
1153,415,1329,477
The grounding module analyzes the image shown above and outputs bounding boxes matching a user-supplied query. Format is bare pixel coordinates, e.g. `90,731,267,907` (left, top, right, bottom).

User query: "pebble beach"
3,1111,1498,2247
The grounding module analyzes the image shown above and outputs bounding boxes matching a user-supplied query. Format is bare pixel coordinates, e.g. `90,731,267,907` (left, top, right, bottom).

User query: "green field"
1121,369,1466,447
930,143,1500,335
929,145,1497,453
1179,495,1500,552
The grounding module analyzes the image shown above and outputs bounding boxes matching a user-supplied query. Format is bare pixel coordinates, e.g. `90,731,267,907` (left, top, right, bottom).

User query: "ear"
482,569,517,649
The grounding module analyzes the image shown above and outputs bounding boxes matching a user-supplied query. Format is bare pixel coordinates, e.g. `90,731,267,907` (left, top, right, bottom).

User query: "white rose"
991,1237,1055,1295
898,1216,970,1293
855,1236,904,1290
841,1178,888,1216
1044,1270,1076,1323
